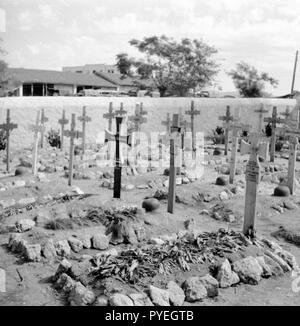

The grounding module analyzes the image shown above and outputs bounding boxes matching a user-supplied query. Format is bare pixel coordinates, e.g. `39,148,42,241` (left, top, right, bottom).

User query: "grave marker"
185,101,200,159
29,110,45,176
0,109,18,173
167,114,182,214
103,102,115,161
64,114,83,186
159,113,172,162
105,117,131,199
40,109,49,148
263,107,285,162
219,106,233,155
78,106,91,155
255,104,268,134
115,103,127,117
58,109,69,151
241,133,269,236
281,106,292,124
180,119,191,169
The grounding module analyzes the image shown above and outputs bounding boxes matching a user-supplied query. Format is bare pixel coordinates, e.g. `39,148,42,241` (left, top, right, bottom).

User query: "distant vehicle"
195,91,210,98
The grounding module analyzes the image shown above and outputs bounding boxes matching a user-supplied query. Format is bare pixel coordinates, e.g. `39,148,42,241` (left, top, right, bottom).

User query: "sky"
0,0,299,95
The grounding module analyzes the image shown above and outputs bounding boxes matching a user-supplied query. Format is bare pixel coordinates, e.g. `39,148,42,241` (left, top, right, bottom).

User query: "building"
62,64,117,75
2,68,117,96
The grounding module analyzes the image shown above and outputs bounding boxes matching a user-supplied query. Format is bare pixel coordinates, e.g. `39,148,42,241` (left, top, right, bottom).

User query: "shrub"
47,129,61,148
212,126,225,144
275,140,284,152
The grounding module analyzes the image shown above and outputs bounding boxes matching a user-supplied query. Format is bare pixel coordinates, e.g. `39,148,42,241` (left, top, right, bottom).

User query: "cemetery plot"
1,101,300,307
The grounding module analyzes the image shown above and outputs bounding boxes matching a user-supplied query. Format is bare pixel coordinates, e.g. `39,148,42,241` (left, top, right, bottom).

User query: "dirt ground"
0,145,300,306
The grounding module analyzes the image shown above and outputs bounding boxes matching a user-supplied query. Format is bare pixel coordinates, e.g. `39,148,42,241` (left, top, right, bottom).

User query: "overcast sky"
0,0,299,95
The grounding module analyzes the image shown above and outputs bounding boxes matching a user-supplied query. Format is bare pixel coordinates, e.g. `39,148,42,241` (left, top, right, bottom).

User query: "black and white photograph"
0,0,300,312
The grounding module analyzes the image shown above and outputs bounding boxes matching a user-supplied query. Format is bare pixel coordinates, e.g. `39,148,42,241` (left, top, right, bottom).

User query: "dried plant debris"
271,226,300,246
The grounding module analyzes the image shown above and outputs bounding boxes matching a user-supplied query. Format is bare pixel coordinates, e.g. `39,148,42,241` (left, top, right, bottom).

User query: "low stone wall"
0,97,297,149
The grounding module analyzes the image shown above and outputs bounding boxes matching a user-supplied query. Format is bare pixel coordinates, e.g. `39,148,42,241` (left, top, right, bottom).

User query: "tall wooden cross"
185,101,201,159
40,109,49,148
58,109,69,151
167,114,182,214
115,103,127,117
30,110,45,176
283,112,300,194
103,102,115,161
255,104,268,134
226,110,251,184
78,106,91,155
105,117,131,199
0,109,18,173
64,114,83,186
219,106,233,155
240,133,269,236
263,107,285,162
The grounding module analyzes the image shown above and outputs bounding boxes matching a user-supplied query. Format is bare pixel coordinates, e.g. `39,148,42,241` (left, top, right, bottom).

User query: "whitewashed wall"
0,96,297,149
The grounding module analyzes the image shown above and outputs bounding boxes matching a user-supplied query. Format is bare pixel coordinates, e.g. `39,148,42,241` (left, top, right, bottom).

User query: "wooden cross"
159,113,172,162
219,106,233,155
115,103,127,117
240,133,269,236
0,109,18,173
179,118,191,169
64,114,83,186
226,110,251,184
40,109,49,148
78,106,91,155
283,112,300,194
185,101,201,159
29,110,45,176
58,109,69,151
255,104,268,134
103,102,115,161
139,102,148,117
162,113,172,133
263,107,285,162
167,114,182,214
105,117,131,199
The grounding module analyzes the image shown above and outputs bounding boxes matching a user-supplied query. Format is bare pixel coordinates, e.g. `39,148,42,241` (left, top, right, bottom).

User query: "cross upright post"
78,106,91,155
40,109,49,149
255,104,268,134
0,109,18,173
185,101,200,159
103,102,115,161
115,102,127,117
219,106,233,155
58,109,69,151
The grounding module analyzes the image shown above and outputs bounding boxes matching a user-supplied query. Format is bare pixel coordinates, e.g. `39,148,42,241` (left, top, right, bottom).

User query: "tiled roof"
7,68,117,88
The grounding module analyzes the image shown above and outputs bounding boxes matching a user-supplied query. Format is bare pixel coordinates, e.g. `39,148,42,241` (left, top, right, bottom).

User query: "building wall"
0,97,297,149
63,64,117,74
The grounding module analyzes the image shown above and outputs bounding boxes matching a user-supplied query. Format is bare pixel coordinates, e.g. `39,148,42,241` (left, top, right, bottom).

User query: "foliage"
275,140,284,152
212,126,225,144
47,129,61,148
45,218,74,230
0,129,6,150
227,62,278,97
116,35,219,97
265,123,272,137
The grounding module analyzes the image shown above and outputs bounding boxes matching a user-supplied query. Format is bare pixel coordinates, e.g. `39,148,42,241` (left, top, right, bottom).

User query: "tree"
228,62,278,97
116,35,219,97
115,53,134,76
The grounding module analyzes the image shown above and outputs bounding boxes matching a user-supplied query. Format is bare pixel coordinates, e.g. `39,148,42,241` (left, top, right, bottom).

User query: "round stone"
216,176,228,186
274,185,290,197
142,198,160,212
15,167,29,176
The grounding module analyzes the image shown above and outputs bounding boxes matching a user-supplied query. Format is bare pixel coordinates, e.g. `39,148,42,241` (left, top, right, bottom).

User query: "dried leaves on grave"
91,229,253,284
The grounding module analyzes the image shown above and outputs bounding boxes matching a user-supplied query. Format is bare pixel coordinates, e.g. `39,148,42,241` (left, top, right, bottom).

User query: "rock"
95,248,118,258
149,238,165,246
129,293,153,306
137,184,149,189
283,200,297,210
182,277,208,302
37,173,50,183
41,239,57,260
92,234,109,250
54,259,72,281
182,177,190,184
103,171,114,179
216,176,228,186
18,197,36,206
219,191,229,201
198,274,219,297
12,180,26,188
56,273,76,293
23,243,42,262
8,234,27,254
15,167,30,176
55,240,72,257
68,237,84,253
274,186,290,197
232,256,263,285
176,178,182,185
217,259,240,288
148,285,170,306
142,198,160,212
167,281,185,306
79,234,92,249
125,184,135,191
94,296,109,306
0,199,16,209
34,209,51,226
15,219,35,232
68,282,96,306
69,260,92,281
109,293,134,306
256,256,272,278
263,255,284,277
271,205,284,214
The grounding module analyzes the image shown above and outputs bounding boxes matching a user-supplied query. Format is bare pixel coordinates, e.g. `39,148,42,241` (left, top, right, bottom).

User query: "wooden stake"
78,106,91,155
0,109,18,173
185,101,200,159
219,106,233,155
103,102,115,161
58,109,69,151
40,109,49,149
167,114,181,214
